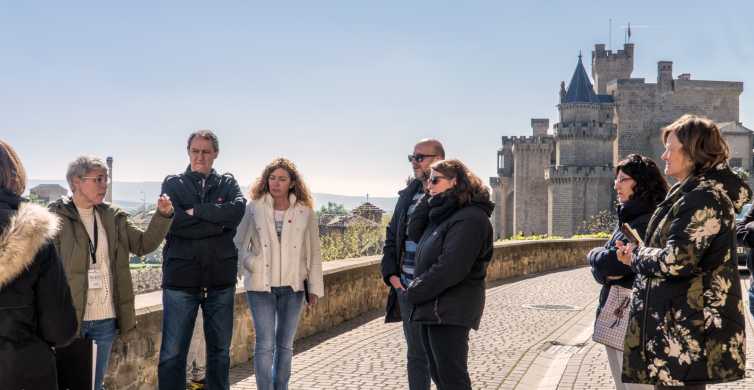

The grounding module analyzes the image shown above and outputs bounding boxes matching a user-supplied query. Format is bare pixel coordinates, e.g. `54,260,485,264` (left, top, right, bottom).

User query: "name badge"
88,269,103,289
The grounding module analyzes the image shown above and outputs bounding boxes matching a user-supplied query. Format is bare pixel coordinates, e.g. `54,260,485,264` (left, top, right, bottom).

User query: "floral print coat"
622,165,751,386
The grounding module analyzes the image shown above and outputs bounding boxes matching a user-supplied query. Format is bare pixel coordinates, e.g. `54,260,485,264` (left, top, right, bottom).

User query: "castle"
490,42,754,239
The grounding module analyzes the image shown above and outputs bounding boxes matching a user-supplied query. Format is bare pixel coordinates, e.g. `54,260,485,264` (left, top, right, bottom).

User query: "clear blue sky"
2,1,753,196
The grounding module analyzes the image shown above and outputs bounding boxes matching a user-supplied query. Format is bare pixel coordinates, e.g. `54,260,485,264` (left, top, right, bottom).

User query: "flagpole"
609,18,612,50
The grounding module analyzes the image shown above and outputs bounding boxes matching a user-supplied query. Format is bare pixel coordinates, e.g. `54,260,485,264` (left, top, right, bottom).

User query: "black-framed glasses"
81,175,110,185
428,175,449,185
408,154,437,163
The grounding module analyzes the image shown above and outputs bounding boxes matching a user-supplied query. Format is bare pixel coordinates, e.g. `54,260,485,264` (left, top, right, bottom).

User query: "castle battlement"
675,79,743,92
592,43,634,60
553,123,616,140
501,135,554,146
545,165,614,183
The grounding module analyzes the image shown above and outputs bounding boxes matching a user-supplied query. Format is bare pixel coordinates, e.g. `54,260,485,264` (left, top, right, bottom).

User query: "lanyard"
72,205,99,265
88,212,99,264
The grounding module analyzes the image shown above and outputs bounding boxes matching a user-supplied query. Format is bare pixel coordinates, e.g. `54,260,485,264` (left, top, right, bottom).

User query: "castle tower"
512,136,554,235
657,61,673,91
531,118,549,136
548,55,616,237
591,43,634,94
490,139,514,239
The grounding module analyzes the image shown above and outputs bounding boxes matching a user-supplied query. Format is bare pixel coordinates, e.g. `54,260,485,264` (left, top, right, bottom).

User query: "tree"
27,192,47,206
317,202,347,217
320,218,387,261
577,207,617,235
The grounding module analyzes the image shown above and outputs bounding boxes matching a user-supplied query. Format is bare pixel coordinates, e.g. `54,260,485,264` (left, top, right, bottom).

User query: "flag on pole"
628,23,632,39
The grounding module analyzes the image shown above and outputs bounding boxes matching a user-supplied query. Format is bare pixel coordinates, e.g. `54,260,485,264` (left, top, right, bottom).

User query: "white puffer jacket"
233,193,324,296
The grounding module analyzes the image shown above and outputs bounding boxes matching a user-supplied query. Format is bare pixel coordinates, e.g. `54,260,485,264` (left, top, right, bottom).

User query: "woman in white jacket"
234,158,324,390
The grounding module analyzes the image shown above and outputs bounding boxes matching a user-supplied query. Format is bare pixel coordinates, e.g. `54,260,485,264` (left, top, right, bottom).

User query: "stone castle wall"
609,75,744,164
546,166,614,237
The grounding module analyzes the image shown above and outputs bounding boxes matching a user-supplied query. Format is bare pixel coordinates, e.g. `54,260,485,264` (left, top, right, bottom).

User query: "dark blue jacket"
587,198,653,315
161,166,246,289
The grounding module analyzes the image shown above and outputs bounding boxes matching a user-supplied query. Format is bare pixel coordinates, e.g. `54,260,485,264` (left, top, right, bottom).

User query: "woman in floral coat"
616,114,751,389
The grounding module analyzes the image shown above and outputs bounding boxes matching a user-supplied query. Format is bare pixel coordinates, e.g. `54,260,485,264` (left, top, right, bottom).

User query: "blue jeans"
80,318,117,390
158,287,235,390
246,287,305,390
398,288,431,390
749,284,754,319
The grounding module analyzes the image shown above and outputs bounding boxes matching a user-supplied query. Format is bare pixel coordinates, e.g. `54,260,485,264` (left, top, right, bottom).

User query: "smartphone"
620,223,644,246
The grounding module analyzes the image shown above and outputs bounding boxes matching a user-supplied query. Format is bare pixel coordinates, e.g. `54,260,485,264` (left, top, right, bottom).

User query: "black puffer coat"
588,198,654,315
0,190,77,390
405,192,494,330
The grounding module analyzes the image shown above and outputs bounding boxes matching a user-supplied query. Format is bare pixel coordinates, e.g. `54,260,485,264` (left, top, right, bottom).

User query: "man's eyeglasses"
81,176,110,185
428,175,450,185
408,154,437,163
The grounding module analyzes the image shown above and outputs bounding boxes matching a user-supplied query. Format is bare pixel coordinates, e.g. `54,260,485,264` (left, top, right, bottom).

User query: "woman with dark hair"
617,115,751,389
234,157,323,390
404,159,494,390
0,140,77,389
588,154,667,390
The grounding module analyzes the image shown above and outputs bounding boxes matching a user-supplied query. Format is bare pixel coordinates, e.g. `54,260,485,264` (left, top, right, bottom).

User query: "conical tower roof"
563,54,599,103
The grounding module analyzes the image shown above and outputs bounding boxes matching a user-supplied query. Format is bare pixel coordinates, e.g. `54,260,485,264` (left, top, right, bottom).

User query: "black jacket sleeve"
192,178,246,229
380,207,400,285
161,179,224,239
406,194,429,243
589,214,651,284
35,243,77,347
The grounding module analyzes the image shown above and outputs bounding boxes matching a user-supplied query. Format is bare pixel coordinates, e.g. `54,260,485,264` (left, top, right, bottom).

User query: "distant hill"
27,180,397,214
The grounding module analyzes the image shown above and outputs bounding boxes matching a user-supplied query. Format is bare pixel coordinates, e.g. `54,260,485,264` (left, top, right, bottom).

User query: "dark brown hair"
430,159,489,206
661,114,729,174
615,154,668,206
250,158,314,208
0,140,27,196
187,129,219,152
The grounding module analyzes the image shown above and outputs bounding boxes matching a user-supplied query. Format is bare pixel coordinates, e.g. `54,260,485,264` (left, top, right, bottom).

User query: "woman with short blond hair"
50,155,174,390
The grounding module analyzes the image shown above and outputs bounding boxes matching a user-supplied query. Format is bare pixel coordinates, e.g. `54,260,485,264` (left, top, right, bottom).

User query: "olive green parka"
49,197,172,333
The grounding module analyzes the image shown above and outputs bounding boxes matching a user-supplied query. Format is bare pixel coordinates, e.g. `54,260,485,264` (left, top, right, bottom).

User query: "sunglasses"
80,175,110,185
408,154,437,163
428,175,450,185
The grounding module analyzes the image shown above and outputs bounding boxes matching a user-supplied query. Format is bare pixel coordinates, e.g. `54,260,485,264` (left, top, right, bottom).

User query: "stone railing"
106,238,603,389
130,267,163,294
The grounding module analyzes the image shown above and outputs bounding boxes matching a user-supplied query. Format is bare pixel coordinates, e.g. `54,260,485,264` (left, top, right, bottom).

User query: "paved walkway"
228,267,754,389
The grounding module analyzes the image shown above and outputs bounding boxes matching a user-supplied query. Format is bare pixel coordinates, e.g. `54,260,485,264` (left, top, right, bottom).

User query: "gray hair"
66,156,109,190
187,129,219,152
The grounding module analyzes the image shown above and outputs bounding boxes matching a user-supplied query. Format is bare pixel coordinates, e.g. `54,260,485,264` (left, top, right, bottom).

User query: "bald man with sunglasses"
381,139,444,390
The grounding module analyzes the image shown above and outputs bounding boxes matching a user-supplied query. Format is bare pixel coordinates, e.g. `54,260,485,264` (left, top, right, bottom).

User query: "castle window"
730,157,742,168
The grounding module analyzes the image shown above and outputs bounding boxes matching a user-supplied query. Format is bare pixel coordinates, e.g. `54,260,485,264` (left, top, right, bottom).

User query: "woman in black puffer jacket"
0,140,78,390
404,159,494,390
587,154,668,390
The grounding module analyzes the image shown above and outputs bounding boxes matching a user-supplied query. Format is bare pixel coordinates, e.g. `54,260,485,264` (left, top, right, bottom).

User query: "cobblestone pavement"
228,267,754,389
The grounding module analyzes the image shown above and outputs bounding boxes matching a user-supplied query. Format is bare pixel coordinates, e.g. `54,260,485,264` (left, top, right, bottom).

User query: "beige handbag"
592,285,632,351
